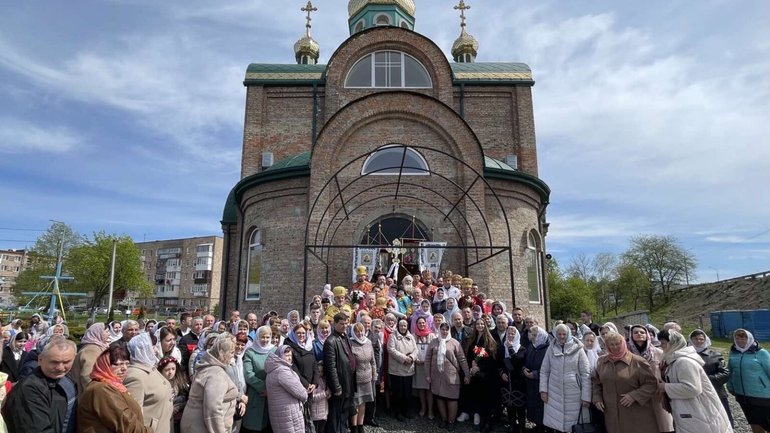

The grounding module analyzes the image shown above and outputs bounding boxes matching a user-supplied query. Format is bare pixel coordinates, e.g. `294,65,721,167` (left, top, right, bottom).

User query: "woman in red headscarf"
77,345,151,433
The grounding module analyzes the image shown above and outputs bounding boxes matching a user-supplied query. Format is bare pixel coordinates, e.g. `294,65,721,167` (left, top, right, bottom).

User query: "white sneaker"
473,413,481,425
457,412,469,422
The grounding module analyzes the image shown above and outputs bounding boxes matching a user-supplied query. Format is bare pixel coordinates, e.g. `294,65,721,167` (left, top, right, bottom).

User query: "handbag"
303,395,317,433
571,409,598,433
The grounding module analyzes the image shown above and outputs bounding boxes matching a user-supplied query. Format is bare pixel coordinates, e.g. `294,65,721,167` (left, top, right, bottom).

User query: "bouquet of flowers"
473,346,490,363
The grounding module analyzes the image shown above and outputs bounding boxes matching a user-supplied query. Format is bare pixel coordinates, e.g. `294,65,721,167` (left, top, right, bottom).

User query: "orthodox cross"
301,1,318,36
454,0,471,29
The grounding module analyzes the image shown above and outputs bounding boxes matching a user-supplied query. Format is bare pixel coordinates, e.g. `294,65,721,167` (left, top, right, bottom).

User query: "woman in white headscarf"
107,320,123,343
124,332,174,433
523,325,550,431
498,325,527,433
689,329,734,427
658,330,732,433
242,325,274,432
425,322,470,430
727,328,769,433
539,324,591,433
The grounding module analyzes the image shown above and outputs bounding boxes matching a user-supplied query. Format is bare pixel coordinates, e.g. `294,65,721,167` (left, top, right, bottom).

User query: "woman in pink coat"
266,345,309,433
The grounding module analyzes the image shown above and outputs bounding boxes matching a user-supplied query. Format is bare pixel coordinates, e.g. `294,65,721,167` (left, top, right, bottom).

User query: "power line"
0,239,35,242
0,227,46,232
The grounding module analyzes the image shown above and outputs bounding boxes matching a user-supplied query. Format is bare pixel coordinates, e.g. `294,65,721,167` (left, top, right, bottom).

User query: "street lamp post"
708,266,720,282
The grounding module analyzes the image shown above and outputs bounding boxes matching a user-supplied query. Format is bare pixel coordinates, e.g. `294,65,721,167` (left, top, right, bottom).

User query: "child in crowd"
310,362,331,433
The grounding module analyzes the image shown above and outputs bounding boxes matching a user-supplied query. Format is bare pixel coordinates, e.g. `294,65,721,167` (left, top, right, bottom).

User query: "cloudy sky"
1,0,767,283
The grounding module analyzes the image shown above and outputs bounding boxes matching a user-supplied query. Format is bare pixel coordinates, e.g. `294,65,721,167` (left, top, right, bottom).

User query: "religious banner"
352,247,378,282
419,242,446,278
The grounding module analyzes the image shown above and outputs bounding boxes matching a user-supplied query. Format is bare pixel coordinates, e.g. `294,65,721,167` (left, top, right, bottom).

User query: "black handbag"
571,409,598,433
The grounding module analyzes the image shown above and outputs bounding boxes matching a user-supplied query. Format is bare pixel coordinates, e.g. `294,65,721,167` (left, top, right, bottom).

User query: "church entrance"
360,215,430,282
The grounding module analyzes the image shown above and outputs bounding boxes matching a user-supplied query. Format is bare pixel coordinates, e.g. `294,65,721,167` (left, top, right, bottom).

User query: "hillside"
651,274,770,332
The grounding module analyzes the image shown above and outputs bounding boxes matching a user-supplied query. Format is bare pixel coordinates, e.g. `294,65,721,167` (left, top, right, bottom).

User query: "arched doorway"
361,215,430,281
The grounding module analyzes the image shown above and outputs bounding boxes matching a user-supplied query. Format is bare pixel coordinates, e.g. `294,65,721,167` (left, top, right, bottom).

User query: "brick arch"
323,27,455,112
311,91,485,186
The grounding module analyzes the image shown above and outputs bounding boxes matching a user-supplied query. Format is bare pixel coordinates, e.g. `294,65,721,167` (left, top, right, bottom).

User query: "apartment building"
135,236,223,313
0,249,29,306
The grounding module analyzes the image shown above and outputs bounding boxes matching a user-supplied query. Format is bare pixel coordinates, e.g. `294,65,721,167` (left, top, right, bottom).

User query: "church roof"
244,62,533,85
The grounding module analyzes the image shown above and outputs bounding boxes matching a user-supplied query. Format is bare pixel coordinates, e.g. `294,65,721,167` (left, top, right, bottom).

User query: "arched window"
526,230,542,303
354,20,365,33
374,13,391,26
400,21,410,29
361,145,429,175
245,229,262,300
345,50,431,88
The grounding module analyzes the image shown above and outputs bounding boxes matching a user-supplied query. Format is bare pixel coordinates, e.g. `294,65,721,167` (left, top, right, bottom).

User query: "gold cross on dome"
454,0,471,28
301,1,318,36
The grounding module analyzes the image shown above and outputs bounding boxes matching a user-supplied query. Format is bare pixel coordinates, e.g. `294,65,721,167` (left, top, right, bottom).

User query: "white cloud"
0,117,83,153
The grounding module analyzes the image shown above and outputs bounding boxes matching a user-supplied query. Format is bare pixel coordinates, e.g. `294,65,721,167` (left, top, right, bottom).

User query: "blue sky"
1,0,767,283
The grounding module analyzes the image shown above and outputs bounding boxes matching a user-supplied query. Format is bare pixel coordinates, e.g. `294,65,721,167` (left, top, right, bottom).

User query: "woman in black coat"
522,326,550,433
498,326,528,433
285,323,318,389
0,332,28,382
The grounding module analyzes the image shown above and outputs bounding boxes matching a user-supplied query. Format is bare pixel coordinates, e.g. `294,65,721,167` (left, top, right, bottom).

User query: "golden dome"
294,35,320,57
348,0,416,18
451,28,478,57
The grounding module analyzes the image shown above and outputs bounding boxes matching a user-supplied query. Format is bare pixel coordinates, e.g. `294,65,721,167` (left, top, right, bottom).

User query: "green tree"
622,235,697,310
548,259,597,320
614,262,649,312
31,222,84,266
67,232,152,311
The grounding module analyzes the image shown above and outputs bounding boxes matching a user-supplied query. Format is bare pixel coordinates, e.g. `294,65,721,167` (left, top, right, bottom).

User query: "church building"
220,0,551,321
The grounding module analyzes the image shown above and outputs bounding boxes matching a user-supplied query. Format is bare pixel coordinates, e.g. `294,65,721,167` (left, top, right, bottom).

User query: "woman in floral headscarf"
727,328,770,433
77,345,151,433
242,325,274,432
628,324,672,433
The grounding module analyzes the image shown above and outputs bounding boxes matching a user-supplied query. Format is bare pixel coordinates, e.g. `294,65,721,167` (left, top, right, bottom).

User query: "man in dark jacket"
3,336,78,433
178,316,203,374
324,312,356,433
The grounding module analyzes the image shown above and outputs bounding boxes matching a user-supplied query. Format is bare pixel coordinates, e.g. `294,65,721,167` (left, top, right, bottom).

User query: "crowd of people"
0,266,767,433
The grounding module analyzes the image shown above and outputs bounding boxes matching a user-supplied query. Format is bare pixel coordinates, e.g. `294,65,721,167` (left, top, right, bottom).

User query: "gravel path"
358,394,752,433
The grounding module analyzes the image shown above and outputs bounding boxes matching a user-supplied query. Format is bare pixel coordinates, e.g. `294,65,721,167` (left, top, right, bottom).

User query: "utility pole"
40,241,73,323
107,238,117,318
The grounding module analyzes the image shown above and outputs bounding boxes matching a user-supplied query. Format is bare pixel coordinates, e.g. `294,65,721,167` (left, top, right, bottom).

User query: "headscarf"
349,326,370,345
288,326,313,351
582,332,600,369
144,320,157,335
601,322,619,334
413,316,432,338
443,297,460,325
628,324,654,362
127,333,157,367
531,326,549,348
286,310,301,327
733,328,756,353
410,301,434,335
212,320,227,333
645,324,661,347
688,329,712,353
90,350,128,393
108,321,123,343
80,323,109,350
436,327,452,373
553,324,572,346
249,325,275,354
432,287,446,303
605,332,628,362
662,330,688,363
503,326,521,358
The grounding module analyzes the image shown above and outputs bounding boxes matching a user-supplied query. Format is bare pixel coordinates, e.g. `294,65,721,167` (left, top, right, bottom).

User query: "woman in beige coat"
124,333,174,433
387,318,419,421
628,324,674,433
593,332,658,433
181,333,241,433
71,323,111,394
425,322,470,430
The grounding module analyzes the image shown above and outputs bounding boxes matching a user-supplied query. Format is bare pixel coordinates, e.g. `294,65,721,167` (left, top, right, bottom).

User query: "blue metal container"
710,309,770,341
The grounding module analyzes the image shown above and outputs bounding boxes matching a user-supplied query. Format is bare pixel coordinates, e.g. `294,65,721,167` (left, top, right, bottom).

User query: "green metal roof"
264,151,311,171
244,62,533,86
244,64,326,85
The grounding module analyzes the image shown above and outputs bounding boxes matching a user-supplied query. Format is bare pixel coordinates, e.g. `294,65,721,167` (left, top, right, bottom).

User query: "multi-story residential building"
135,236,223,313
0,249,30,306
